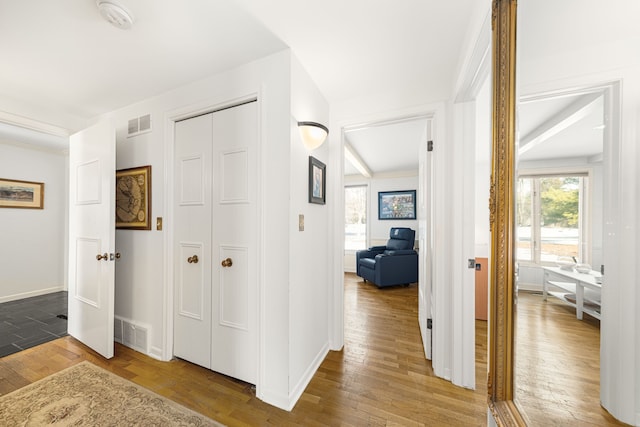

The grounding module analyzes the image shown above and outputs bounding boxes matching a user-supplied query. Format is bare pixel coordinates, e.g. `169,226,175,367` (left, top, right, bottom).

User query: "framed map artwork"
116,165,151,230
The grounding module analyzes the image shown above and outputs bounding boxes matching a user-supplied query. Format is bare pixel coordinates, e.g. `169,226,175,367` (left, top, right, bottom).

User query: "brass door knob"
96,253,108,261
221,258,233,267
187,255,199,264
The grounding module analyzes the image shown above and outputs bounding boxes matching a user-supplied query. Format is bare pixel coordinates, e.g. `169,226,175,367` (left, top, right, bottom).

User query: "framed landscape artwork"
378,190,416,220
0,178,44,209
116,165,151,230
308,156,326,205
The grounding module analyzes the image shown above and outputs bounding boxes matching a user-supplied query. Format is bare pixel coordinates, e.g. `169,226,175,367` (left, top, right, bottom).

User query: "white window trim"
516,166,594,267
344,183,369,252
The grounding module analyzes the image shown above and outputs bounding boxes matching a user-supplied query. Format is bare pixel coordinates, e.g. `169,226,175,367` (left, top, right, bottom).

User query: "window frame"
516,167,592,267
344,184,369,251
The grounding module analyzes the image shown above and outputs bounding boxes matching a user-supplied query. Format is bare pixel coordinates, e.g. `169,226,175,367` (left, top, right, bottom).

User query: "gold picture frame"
116,165,151,230
0,178,44,209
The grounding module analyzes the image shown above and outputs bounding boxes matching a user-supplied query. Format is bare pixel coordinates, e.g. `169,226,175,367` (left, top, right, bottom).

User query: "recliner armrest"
382,249,417,256
368,245,387,252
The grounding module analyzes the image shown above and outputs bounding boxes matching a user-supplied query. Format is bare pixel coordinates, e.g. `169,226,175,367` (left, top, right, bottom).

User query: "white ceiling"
344,118,427,176
0,1,480,128
0,1,626,173
518,93,604,162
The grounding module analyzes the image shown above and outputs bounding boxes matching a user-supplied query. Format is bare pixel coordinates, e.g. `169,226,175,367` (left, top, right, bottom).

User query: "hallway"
0,275,487,426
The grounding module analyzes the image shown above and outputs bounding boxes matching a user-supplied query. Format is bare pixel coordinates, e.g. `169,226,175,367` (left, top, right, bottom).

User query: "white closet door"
173,114,213,368
173,101,258,385
211,101,258,384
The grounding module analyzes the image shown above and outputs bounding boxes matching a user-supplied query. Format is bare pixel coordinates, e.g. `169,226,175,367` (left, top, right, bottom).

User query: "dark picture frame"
116,165,152,230
308,156,326,205
0,178,44,209
378,190,416,220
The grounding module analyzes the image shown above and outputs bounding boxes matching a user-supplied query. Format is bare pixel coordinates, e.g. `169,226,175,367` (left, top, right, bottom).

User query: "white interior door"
210,102,257,384
173,113,213,368
173,101,258,384
418,121,433,360
68,120,116,359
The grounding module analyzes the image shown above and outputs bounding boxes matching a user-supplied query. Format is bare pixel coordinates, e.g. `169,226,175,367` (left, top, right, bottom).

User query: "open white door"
68,120,116,359
418,121,433,359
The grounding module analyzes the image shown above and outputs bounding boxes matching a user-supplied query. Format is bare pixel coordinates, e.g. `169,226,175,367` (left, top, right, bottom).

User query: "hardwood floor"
515,291,627,426
0,274,486,426
0,275,624,426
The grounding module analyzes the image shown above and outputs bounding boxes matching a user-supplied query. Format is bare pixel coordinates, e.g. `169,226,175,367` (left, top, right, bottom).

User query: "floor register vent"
114,316,149,354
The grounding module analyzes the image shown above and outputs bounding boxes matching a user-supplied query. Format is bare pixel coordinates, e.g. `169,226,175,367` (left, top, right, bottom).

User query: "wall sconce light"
298,121,329,150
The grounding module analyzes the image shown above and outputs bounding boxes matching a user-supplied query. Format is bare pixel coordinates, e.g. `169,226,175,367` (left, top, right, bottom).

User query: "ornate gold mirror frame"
488,0,526,425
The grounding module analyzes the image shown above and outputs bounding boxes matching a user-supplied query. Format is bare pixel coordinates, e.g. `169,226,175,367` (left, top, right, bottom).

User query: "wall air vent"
127,114,152,138
114,315,149,354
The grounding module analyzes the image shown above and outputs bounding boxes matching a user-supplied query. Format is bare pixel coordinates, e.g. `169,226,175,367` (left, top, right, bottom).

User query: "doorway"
514,86,609,422
341,115,431,359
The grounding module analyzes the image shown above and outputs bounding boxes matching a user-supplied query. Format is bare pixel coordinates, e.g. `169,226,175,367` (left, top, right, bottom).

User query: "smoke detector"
96,0,134,30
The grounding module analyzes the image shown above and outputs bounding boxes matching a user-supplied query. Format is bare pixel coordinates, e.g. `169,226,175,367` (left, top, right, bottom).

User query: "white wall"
342,174,419,273
0,143,67,302
101,49,329,411
474,78,491,258
288,53,330,407
368,175,419,244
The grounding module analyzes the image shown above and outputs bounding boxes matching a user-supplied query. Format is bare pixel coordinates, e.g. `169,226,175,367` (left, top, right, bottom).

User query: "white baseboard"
0,286,66,303
517,282,542,292
259,389,290,412
148,346,164,361
287,342,330,411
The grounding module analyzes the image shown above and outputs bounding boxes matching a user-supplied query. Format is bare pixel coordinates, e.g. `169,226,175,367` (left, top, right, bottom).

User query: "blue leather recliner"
356,227,418,288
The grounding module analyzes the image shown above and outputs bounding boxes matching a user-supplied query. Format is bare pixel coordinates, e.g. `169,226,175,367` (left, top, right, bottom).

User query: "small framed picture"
308,156,326,205
0,178,44,209
378,190,416,220
116,165,152,230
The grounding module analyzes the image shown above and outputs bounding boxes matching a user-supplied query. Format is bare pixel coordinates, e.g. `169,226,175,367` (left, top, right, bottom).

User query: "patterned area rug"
0,361,224,426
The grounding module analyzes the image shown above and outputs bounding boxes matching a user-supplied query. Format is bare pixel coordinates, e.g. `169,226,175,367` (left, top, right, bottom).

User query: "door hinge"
427,318,433,329
427,140,434,152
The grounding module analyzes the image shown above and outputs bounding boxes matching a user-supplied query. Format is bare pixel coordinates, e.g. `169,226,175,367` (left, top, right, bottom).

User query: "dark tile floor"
0,291,67,357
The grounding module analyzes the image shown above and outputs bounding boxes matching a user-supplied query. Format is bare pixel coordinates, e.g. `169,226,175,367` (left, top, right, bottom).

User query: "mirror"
490,0,639,424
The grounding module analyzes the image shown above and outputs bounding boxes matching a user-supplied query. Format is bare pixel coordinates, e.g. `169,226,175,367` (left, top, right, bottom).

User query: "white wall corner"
454,8,492,103
288,342,330,411
258,389,291,412
148,346,164,361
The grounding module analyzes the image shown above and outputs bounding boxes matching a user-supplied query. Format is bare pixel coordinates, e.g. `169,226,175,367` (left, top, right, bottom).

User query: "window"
345,185,367,250
516,174,588,264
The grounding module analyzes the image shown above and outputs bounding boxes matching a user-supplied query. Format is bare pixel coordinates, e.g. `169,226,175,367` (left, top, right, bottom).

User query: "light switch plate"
298,214,304,231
